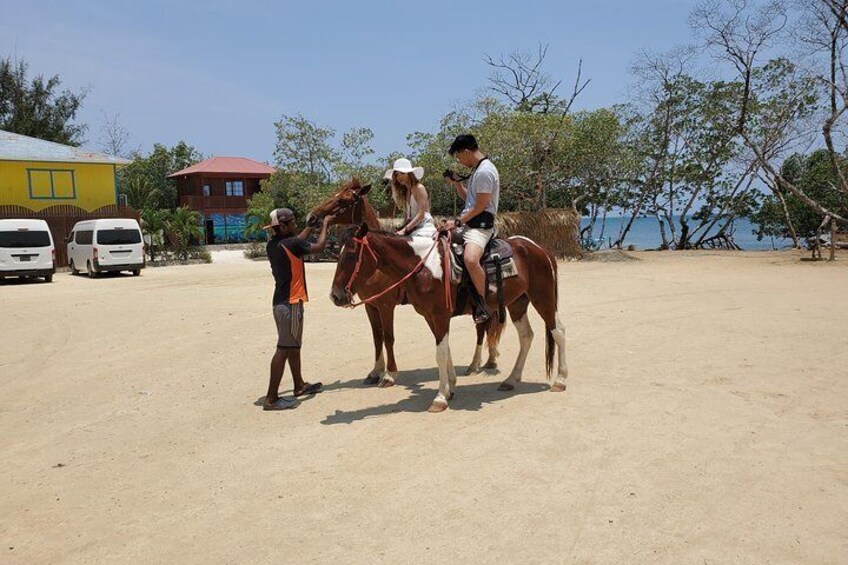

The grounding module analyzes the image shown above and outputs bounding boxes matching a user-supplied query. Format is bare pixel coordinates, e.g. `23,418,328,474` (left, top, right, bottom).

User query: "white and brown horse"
329,222,568,413
307,179,503,387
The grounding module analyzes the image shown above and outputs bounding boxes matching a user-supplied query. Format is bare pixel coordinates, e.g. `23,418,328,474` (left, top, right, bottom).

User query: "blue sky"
2,0,696,162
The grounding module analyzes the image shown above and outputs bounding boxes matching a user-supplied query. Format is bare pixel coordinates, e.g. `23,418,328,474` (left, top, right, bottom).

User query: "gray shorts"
273,302,304,349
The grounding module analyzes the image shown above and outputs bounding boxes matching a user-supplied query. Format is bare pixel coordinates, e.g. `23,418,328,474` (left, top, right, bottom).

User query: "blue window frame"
27,169,77,200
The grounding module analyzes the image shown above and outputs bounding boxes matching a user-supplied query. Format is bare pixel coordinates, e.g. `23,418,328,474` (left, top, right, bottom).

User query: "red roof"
167,156,275,177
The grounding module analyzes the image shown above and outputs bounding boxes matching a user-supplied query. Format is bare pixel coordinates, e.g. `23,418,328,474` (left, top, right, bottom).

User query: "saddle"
447,229,518,320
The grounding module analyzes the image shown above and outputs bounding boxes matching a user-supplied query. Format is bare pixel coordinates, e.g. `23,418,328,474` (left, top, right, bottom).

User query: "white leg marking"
380,371,398,387
502,314,533,389
370,351,386,376
446,342,457,395
431,335,451,409
552,317,568,388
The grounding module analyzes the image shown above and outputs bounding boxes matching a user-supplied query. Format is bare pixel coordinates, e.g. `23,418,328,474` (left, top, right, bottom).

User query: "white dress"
405,190,436,238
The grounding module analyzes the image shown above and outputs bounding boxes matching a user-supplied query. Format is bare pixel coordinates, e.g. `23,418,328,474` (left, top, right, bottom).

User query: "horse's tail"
545,249,559,380
486,316,505,351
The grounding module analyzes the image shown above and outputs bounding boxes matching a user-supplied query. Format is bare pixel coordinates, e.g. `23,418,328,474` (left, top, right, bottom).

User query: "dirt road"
1,251,845,563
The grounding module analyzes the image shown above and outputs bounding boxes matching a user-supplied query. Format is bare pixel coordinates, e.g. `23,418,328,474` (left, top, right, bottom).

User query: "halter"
342,232,453,312
312,191,364,228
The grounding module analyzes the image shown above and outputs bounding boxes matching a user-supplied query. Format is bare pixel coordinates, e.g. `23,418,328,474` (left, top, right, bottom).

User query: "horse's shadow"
320,366,548,425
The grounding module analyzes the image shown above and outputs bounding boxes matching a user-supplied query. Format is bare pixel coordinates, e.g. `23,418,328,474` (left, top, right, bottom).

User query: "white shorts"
463,227,494,251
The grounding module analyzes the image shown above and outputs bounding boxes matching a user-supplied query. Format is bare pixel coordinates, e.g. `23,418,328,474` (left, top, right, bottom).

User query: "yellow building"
0,129,131,212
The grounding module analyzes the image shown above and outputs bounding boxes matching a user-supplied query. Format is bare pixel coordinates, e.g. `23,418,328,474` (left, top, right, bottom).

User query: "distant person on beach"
262,208,333,410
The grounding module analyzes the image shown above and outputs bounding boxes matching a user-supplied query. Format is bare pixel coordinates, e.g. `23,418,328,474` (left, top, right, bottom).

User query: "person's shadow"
319,366,548,425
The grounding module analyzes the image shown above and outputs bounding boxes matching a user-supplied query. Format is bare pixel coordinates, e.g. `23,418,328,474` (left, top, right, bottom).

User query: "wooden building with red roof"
167,156,274,243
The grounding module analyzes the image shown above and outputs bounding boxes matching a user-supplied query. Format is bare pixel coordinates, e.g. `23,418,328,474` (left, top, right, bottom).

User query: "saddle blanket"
449,253,518,292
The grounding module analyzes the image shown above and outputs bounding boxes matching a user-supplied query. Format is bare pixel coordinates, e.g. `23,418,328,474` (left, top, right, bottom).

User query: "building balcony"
180,195,249,211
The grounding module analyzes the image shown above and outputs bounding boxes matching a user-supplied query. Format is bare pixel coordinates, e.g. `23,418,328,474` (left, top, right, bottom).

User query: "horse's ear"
358,183,372,196
355,222,369,238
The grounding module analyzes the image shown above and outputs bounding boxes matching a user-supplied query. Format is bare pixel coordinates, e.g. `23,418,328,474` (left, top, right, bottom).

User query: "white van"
67,219,145,278
0,219,56,282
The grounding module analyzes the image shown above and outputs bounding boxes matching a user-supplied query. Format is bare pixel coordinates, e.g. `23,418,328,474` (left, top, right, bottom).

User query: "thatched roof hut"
379,208,582,259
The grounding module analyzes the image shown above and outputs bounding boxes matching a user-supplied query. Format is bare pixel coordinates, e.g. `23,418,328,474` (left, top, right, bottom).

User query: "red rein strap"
344,236,377,302
345,234,449,309
442,231,453,312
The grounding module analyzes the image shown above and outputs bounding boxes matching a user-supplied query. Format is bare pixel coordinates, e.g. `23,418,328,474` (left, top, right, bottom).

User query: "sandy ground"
208,249,252,265
1,250,846,564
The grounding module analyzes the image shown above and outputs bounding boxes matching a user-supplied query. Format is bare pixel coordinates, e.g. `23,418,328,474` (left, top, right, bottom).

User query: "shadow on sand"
320,366,548,425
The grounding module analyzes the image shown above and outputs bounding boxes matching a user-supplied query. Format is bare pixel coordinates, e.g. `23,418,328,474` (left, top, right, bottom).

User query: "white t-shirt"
461,158,500,217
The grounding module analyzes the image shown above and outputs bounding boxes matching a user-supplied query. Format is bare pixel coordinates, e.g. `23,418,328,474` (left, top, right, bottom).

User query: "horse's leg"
446,337,457,398
549,316,568,392
364,304,385,385
378,305,398,388
466,322,486,375
428,319,452,413
484,319,504,369
526,271,568,392
498,295,532,392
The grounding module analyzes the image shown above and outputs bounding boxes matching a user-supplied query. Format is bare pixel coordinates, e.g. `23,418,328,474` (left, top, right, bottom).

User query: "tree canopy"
0,57,87,145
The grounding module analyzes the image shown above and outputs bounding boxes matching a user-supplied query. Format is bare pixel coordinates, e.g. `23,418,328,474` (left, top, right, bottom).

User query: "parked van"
0,219,55,282
67,219,144,278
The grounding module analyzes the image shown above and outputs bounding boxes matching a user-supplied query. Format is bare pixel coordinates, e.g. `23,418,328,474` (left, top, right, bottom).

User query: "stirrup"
473,303,492,324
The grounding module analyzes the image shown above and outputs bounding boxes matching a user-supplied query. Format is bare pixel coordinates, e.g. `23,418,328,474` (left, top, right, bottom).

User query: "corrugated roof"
167,156,275,177
0,129,132,164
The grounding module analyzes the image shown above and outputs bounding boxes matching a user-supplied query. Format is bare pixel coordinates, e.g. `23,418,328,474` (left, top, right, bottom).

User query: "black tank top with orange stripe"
267,236,311,305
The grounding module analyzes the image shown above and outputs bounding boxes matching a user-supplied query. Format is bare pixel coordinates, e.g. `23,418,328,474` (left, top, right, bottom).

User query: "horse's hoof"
448,392,455,400
550,382,567,392
497,382,515,392
363,375,380,386
428,401,448,413
465,366,480,375
483,361,498,369
378,376,395,388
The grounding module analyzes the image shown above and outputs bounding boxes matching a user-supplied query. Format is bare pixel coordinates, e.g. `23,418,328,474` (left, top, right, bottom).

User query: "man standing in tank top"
443,134,500,324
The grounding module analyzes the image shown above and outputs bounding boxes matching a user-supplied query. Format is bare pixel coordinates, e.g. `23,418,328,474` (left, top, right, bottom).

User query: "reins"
344,232,454,312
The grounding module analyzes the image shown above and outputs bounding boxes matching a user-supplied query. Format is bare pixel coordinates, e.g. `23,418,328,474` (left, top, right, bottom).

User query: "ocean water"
580,216,792,251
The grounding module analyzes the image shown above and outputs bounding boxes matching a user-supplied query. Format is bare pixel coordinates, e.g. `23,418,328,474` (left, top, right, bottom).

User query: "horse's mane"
340,177,363,192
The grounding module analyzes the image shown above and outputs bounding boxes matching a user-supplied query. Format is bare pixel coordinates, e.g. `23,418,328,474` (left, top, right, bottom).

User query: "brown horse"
329,222,568,413
307,179,503,387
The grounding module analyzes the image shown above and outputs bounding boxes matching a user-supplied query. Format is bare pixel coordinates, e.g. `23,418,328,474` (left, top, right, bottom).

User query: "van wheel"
87,261,98,279
44,274,53,283
69,259,79,275
131,269,141,277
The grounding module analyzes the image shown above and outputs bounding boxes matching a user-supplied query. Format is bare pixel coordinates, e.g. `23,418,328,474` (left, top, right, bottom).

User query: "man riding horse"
441,134,500,324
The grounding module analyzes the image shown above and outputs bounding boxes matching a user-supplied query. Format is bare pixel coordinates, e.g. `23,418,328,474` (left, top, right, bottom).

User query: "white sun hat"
383,158,424,181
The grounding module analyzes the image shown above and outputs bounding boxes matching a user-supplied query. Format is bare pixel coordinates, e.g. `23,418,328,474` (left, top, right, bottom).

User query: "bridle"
310,191,364,228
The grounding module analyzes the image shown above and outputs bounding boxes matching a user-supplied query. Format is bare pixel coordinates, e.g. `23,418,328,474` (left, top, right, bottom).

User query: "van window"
76,230,93,244
97,229,141,245
0,230,51,248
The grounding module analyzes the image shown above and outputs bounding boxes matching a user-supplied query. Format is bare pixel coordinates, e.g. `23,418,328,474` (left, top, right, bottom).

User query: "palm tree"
122,177,162,210
140,208,167,262
166,206,203,260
